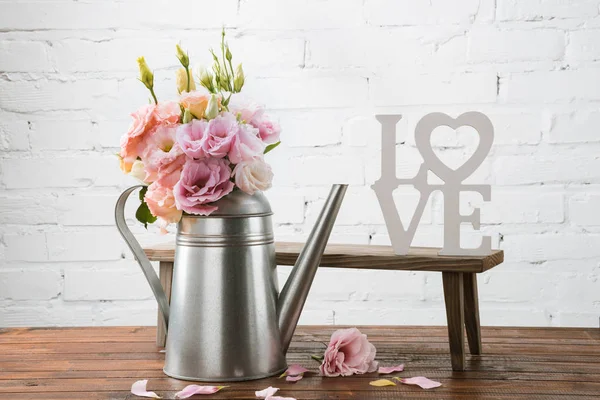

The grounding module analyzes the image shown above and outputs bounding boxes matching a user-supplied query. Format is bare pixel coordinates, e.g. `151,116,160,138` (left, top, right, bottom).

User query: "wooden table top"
1,325,598,399
144,242,504,273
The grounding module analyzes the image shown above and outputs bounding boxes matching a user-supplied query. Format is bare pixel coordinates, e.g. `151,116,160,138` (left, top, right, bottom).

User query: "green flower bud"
137,56,154,90
205,94,219,120
182,109,193,124
225,45,233,62
233,63,245,93
198,67,216,93
176,44,189,68
219,70,231,92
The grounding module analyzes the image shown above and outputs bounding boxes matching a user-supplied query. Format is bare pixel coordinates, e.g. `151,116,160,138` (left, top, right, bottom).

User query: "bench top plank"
144,242,503,273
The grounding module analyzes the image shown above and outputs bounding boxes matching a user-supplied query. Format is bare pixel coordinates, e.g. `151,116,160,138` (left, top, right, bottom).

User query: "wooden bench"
144,242,504,371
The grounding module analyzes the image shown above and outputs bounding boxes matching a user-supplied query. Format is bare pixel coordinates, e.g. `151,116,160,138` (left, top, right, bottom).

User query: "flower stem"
149,87,158,104
185,66,191,92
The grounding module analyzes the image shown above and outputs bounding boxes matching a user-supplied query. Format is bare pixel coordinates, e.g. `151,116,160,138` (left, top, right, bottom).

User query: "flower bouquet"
118,31,280,231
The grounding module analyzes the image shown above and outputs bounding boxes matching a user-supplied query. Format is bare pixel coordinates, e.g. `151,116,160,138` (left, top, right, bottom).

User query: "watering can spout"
115,185,171,330
277,184,348,353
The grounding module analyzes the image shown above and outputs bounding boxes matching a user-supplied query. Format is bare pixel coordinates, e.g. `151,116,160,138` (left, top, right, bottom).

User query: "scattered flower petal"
285,375,304,382
131,379,161,398
280,364,309,378
255,387,296,400
158,349,166,353
397,376,442,389
175,385,225,398
369,379,397,387
256,387,279,399
378,364,405,374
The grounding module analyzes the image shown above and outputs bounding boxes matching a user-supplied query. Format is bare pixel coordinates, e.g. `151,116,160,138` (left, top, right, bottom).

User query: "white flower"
232,158,273,195
129,159,149,184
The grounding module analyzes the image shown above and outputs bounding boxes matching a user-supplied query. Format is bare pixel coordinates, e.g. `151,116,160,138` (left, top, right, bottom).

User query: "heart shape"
414,112,493,184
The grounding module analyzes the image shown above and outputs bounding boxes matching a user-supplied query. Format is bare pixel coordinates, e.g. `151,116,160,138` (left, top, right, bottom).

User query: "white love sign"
372,112,494,256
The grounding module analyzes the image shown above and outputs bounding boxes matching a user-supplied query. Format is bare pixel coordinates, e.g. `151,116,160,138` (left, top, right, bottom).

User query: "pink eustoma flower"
120,102,180,164
319,328,378,377
203,112,238,158
145,183,182,226
228,123,265,164
142,125,185,187
230,99,281,145
176,119,210,160
253,114,281,145
173,158,234,216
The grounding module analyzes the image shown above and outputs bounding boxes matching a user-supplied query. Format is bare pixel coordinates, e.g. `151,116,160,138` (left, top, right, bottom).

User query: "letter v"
371,115,432,255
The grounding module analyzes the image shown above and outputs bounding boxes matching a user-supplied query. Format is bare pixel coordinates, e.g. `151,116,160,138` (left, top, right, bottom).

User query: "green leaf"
264,141,281,154
310,354,324,363
136,186,157,229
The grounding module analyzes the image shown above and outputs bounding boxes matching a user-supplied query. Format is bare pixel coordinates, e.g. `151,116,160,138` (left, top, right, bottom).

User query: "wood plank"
143,242,504,273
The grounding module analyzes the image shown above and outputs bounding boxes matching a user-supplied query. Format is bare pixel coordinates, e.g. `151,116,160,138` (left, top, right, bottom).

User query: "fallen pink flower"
378,364,405,374
131,379,160,398
397,376,442,389
175,385,225,398
256,387,279,399
255,386,296,400
280,364,309,382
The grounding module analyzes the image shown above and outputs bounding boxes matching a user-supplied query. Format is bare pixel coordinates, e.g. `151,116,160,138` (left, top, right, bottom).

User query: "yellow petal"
369,379,397,387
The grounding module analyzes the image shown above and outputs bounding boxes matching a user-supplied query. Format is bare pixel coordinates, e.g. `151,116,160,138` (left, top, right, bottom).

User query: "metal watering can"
115,184,347,381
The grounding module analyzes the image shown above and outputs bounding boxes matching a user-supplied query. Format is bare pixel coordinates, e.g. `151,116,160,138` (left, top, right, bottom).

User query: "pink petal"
378,364,405,374
131,379,161,399
175,385,225,398
286,375,304,382
280,364,309,379
256,386,279,398
399,376,442,389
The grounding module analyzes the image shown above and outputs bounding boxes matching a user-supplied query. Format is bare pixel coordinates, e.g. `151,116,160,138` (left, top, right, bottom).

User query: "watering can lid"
208,189,273,217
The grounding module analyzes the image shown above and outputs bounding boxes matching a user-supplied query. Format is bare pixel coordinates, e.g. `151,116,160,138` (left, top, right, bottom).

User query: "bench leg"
156,261,174,347
463,273,482,355
442,271,465,371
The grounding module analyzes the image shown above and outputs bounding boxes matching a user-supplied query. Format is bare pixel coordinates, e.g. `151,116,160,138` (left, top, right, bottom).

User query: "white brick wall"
1,0,599,328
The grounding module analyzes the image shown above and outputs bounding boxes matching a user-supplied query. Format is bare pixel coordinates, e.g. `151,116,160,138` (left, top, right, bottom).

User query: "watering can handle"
115,185,170,330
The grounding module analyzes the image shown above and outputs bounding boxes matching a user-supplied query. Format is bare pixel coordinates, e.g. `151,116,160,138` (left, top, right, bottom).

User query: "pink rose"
142,125,185,187
319,328,378,377
145,182,183,225
173,158,235,216
232,158,273,195
176,119,210,159
228,123,265,164
203,113,237,158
